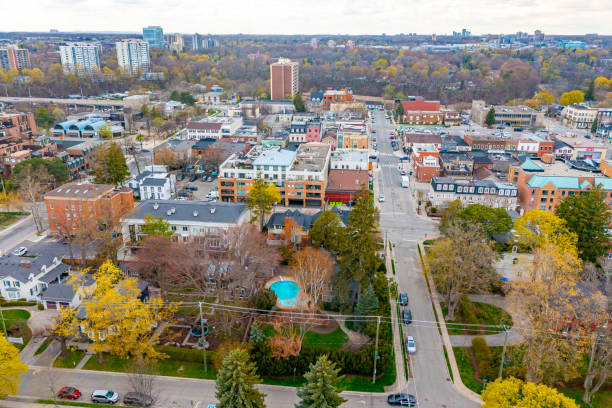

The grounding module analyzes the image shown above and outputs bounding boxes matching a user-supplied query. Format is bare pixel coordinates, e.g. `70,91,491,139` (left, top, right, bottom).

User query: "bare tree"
35,367,63,403
291,247,334,311
122,137,141,176
14,163,50,233
127,363,158,406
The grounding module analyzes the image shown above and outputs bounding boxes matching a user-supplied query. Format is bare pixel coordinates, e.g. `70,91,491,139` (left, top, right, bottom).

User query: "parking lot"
175,172,218,201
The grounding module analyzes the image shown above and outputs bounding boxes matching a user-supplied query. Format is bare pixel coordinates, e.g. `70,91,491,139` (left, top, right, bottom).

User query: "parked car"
400,170,406,176
12,247,28,256
58,387,81,400
91,389,119,404
123,392,153,407
177,173,185,181
186,185,198,191
189,174,197,182
379,194,385,202
402,309,412,325
387,393,417,406
406,336,416,354
399,293,409,306
206,176,214,182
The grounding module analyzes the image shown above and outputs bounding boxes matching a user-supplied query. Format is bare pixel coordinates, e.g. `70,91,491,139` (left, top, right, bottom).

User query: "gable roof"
124,200,247,224
521,158,544,172
266,209,318,230
0,239,68,283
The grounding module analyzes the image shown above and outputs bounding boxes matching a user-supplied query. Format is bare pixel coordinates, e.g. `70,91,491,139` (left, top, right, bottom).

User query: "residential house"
428,177,518,211
127,165,176,200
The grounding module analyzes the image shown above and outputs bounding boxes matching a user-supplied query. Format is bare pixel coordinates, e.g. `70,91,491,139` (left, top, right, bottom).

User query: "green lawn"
560,388,612,408
0,212,23,229
263,325,349,349
34,337,54,356
1,308,31,350
37,400,106,408
444,302,512,335
53,348,86,368
453,347,484,394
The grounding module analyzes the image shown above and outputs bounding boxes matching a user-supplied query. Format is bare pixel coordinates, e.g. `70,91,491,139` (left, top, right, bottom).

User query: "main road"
372,109,479,408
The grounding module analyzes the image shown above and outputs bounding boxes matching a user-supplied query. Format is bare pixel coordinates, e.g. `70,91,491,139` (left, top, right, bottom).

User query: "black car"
123,392,153,407
177,173,185,181
399,293,409,306
186,185,198,191
189,174,197,182
387,393,417,406
402,309,412,325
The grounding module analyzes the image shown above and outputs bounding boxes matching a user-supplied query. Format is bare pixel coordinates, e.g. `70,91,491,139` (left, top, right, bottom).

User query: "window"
541,198,547,203
3,281,9,287
542,190,548,195
182,226,188,232
13,281,20,287
171,226,177,231
49,203,54,209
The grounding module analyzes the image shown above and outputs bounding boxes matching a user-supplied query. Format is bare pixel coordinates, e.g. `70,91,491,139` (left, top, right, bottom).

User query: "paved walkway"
18,336,45,365
335,318,372,350
449,295,522,347
75,353,92,369
33,339,61,367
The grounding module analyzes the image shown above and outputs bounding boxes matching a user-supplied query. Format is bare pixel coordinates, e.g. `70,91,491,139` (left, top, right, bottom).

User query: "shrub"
211,341,249,370
249,288,276,312
0,300,37,307
458,295,479,325
471,337,495,381
37,303,44,310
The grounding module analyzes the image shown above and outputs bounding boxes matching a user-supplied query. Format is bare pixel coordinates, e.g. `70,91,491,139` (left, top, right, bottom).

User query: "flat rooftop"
413,144,439,153
290,143,330,172
554,135,607,149
532,160,602,178
330,149,369,163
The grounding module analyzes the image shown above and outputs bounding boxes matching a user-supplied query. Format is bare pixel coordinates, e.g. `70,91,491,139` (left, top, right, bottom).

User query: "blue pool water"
270,280,302,307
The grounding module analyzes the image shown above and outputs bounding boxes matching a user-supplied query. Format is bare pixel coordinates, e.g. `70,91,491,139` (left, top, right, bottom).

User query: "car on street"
406,336,416,354
123,392,153,407
402,309,412,325
379,194,385,202
140,149,150,153
400,170,406,176
58,387,81,400
91,389,119,404
207,176,214,182
387,393,417,406
399,292,409,306
189,174,197,182
12,247,27,256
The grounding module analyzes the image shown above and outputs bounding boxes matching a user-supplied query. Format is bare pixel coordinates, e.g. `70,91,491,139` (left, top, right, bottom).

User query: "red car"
58,386,81,400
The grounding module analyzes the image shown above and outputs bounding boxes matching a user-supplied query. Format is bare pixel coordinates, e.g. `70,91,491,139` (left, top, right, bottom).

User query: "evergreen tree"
585,80,595,101
394,102,404,120
296,355,346,408
249,322,265,344
293,92,306,112
353,284,379,332
215,349,266,408
170,90,180,101
484,108,496,126
591,117,598,134
309,210,343,251
555,185,611,263
93,142,130,186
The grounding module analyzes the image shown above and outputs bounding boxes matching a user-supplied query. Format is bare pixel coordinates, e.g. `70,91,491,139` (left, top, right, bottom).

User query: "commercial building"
59,43,101,75
186,116,243,140
403,133,442,150
121,200,248,243
336,121,368,149
398,97,440,112
322,88,354,107
142,26,165,48
270,58,299,100
0,111,37,141
509,157,612,213
326,170,369,204
552,135,607,160
0,45,31,71
44,183,134,235
399,111,445,125
115,40,151,75
289,118,323,143
330,149,369,170
428,177,518,211
218,143,331,207
562,105,598,129
412,144,440,182
439,152,473,178
471,100,544,128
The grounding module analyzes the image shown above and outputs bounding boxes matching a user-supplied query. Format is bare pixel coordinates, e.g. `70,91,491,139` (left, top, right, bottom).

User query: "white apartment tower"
59,43,101,75
116,40,151,75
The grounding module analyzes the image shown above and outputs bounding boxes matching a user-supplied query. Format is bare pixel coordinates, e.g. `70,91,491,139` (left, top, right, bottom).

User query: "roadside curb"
0,214,31,235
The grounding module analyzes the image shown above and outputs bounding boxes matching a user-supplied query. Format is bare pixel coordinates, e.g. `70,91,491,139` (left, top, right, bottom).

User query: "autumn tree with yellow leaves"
512,209,578,256
71,260,176,363
0,334,28,399
482,377,578,408
52,307,78,356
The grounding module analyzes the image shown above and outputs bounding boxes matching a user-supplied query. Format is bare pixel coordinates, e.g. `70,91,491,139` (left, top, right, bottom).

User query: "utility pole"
372,315,381,384
498,325,509,379
0,307,7,337
198,302,207,373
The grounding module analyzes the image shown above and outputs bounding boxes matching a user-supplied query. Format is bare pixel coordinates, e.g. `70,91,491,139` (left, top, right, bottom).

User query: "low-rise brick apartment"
0,111,37,141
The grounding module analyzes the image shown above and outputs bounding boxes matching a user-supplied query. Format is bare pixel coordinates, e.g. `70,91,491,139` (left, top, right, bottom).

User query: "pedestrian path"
19,336,44,365
75,353,92,369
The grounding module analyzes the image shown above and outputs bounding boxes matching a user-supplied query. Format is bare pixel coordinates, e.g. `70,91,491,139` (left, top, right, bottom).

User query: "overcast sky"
1,0,610,36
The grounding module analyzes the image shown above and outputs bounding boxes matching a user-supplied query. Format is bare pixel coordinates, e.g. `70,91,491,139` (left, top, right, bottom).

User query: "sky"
1,0,611,36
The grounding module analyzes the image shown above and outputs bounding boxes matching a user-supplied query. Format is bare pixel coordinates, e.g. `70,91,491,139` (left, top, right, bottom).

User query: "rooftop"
525,159,603,178
45,183,117,199
290,143,330,172
123,200,247,224
327,170,369,191
0,239,68,283
413,144,439,153
405,133,442,144
253,148,296,167
330,149,369,163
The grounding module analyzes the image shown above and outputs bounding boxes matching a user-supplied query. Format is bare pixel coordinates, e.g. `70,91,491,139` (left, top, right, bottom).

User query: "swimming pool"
270,280,303,307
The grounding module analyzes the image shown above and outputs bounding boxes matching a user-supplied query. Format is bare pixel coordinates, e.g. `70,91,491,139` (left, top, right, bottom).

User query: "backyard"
0,308,32,350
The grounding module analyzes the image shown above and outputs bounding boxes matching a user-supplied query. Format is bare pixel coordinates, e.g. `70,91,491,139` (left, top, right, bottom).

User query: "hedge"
458,295,479,325
0,300,37,307
471,337,495,381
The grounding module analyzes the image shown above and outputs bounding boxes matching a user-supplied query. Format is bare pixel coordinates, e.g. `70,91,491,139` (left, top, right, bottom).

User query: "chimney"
210,208,216,214
153,203,159,210
20,260,31,268
193,210,199,217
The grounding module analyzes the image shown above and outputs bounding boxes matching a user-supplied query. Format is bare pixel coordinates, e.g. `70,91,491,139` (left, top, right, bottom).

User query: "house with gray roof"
121,200,249,242
127,165,176,200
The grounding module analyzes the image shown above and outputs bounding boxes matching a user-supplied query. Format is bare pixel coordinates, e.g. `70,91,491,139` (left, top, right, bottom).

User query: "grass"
560,388,612,408
453,346,484,394
442,345,454,382
391,259,396,275
34,336,54,356
396,304,409,380
443,302,512,335
1,308,31,350
37,400,105,407
0,213,21,229
53,348,86,368
263,325,349,349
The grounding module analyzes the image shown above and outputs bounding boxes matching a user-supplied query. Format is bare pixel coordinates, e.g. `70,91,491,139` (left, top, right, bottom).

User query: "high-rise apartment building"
192,33,202,51
116,40,151,75
59,43,101,75
0,45,32,71
142,26,165,48
201,37,219,49
166,33,184,54
270,58,299,101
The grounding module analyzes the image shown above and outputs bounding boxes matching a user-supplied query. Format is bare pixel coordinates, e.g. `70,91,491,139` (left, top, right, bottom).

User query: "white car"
91,389,119,404
406,336,416,354
379,194,385,202
12,247,27,256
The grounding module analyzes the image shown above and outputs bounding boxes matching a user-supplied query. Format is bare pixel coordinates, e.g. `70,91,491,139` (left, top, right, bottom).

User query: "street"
372,110,479,408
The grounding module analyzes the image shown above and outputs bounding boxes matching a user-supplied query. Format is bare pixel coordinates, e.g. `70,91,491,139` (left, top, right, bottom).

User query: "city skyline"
1,0,611,36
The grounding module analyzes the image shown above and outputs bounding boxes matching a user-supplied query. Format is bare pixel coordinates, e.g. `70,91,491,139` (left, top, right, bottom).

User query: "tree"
293,92,306,112
508,244,584,385
555,186,610,263
439,199,463,233
127,364,158,407
535,92,554,105
291,247,334,311
425,222,499,320
34,105,52,129
52,306,78,356
154,148,176,168
12,157,69,187
98,125,113,139
482,377,578,408
309,210,343,252
591,117,598,134
394,102,404,119
485,108,496,126
169,90,180,101
247,179,281,231
72,260,176,363
249,322,265,344
513,209,577,256
296,355,346,408
585,80,595,102
249,288,276,311
560,90,585,106
13,163,50,233
94,142,129,186
140,214,172,237
0,334,28,399
215,348,266,408
353,284,379,333
458,204,512,238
